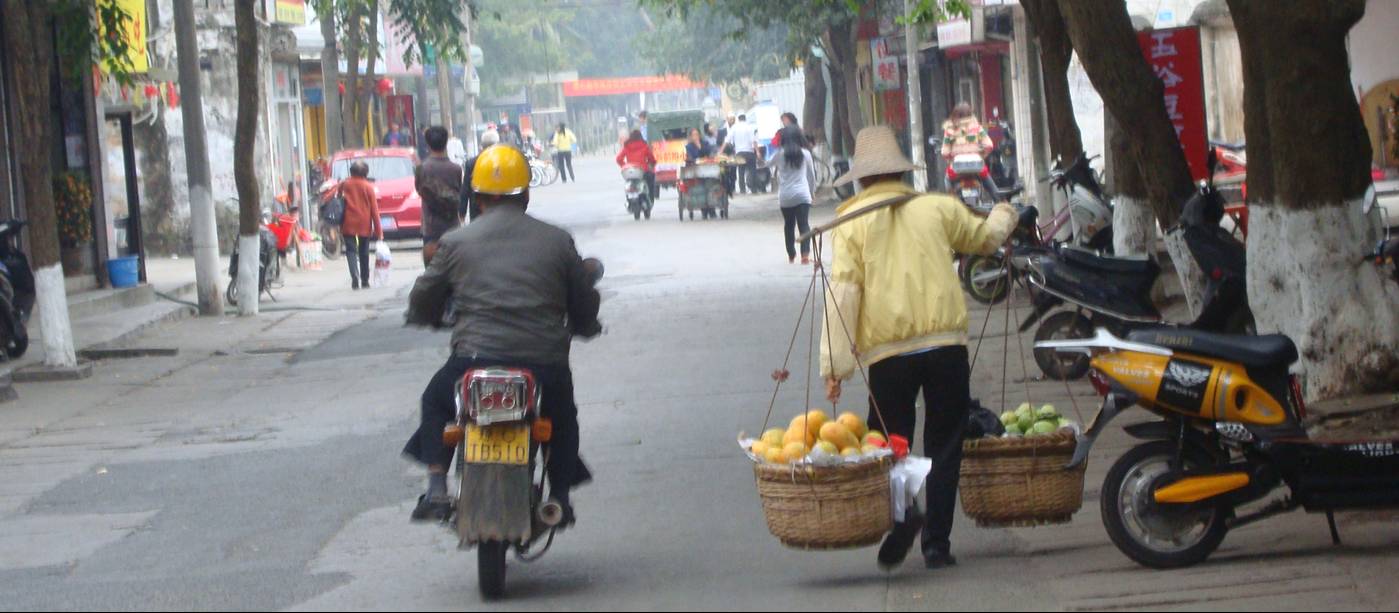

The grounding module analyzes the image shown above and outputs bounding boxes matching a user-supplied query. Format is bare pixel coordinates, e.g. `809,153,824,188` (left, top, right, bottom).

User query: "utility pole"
173,0,224,316
904,0,927,190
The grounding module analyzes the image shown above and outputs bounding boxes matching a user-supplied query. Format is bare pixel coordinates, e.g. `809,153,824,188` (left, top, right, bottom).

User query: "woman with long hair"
774,126,816,264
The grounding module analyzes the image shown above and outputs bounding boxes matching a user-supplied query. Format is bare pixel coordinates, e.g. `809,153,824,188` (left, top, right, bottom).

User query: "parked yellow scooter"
1040,328,1399,569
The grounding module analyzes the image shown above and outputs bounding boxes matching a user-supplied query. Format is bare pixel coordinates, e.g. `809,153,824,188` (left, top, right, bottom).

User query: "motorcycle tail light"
1088,369,1111,397
443,424,464,447
458,368,539,426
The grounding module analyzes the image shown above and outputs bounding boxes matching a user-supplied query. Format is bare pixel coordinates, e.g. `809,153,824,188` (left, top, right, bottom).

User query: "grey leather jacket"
405,204,601,365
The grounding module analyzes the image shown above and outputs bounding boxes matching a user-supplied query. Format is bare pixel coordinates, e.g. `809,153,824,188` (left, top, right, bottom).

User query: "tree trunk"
1106,111,1155,257
362,2,379,141
1021,0,1082,161
319,2,343,154
1057,0,1205,313
1228,0,1399,400
824,21,863,147
2,0,75,368
234,0,261,316
343,3,364,148
802,57,826,147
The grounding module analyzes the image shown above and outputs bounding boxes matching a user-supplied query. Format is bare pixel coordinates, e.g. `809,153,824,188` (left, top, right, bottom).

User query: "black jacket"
406,204,601,365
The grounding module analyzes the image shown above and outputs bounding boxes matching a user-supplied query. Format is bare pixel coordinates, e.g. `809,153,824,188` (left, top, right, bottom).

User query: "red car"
325,148,422,240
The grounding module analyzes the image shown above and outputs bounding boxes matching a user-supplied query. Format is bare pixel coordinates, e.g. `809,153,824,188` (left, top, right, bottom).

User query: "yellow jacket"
551,129,577,152
819,182,1016,381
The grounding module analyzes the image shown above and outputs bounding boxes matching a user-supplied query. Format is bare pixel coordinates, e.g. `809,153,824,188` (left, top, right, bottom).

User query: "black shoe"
877,513,925,571
352,281,360,290
410,494,453,522
924,552,958,570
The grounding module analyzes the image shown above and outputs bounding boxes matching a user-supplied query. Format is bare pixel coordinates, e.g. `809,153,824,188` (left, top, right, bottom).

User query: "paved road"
0,155,1395,611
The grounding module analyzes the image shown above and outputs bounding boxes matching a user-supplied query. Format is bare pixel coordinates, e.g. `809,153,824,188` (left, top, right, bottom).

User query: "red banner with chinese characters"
1138,26,1209,182
563,75,706,98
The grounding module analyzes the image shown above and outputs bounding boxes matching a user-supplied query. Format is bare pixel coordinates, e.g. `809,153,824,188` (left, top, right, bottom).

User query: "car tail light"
457,368,539,426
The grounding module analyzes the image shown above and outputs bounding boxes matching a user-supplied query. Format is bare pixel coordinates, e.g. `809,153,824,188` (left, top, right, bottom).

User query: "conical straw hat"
834,125,920,186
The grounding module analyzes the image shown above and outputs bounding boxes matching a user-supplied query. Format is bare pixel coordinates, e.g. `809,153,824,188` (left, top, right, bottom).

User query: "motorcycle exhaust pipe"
537,500,565,527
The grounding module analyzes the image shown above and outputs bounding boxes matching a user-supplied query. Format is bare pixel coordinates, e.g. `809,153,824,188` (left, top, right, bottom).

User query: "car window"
331,156,415,181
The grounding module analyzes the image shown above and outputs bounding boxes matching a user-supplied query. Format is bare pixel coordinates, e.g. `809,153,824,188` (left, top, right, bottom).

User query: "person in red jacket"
616,129,658,200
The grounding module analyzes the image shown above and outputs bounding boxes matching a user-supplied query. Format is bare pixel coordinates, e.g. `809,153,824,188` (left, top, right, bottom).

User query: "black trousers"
781,203,811,258
737,152,757,193
345,235,371,287
644,171,658,201
555,152,575,182
404,355,585,498
866,346,970,558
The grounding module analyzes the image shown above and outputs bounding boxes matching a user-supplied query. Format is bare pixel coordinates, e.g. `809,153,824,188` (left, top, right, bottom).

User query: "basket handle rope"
761,270,821,434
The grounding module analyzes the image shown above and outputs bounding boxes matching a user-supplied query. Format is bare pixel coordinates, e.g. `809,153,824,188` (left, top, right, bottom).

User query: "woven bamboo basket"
752,456,894,549
959,431,1086,527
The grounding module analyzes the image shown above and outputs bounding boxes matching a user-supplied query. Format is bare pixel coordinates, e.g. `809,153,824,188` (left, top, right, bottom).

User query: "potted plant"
53,172,94,276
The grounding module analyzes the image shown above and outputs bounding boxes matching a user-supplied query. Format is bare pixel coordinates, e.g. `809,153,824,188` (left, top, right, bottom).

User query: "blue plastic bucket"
106,256,140,288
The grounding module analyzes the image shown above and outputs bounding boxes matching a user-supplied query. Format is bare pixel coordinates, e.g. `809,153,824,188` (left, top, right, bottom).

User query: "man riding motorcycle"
403,145,602,524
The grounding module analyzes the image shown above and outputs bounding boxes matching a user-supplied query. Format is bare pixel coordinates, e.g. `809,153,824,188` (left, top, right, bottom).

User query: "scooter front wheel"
225,279,239,307
961,254,1010,305
1102,441,1229,569
477,540,508,599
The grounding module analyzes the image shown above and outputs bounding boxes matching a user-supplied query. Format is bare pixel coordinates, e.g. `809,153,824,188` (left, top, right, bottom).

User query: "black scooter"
0,219,32,359
1022,153,1253,380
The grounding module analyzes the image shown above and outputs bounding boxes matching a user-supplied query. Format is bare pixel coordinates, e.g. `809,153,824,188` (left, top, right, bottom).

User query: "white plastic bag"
372,240,392,287
889,456,934,523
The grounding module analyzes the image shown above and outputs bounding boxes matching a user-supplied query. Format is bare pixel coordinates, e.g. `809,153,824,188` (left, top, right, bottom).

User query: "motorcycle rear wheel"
1033,311,1094,380
0,294,27,359
477,540,509,599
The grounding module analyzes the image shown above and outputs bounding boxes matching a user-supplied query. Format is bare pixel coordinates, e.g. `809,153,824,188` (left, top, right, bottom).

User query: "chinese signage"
101,0,149,74
563,75,705,98
1138,26,1209,182
871,37,901,92
651,140,688,171
274,0,306,25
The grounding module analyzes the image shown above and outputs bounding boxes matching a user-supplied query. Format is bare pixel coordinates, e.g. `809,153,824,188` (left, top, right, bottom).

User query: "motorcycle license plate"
380,216,397,231
465,423,530,466
961,189,980,201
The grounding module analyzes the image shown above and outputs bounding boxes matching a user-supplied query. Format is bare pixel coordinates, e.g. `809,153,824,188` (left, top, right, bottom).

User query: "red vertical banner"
386,95,416,143
1138,26,1209,182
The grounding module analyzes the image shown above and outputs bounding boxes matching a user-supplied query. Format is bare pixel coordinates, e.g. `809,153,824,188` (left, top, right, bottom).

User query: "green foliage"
473,0,652,97
637,4,790,84
56,0,139,87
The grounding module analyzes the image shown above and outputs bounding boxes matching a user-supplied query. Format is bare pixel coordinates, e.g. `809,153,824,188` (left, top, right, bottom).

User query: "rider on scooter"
403,145,602,523
940,102,998,197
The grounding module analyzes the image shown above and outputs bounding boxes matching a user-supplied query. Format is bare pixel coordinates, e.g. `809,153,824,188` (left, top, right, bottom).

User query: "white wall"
1349,0,1399,95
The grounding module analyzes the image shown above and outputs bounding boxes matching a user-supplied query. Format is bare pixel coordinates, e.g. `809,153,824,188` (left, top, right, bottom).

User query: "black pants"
738,152,757,193
644,171,658,201
404,355,585,499
781,203,812,258
345,235,371,287
866,346,970,558
555,152,574,182
722,166,737,195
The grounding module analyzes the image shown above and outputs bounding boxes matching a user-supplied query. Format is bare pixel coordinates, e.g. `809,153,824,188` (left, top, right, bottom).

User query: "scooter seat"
1128,328,1298,368
1060,246,1156,275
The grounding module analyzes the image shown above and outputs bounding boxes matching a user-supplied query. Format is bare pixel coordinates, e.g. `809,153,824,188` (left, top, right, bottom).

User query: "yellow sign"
274,0,307,25
465,424,530,466
101,0,149,74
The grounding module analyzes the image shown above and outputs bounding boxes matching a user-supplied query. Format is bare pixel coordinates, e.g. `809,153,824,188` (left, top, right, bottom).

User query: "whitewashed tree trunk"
1248,203,1399,400
236,233,261,316
34,264,76,368
1111,195,1154,256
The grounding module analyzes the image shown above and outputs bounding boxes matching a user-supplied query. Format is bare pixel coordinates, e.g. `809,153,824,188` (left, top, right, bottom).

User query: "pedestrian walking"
552,123,578,183
416,126,463,265
773,126,816,264
820,126,1016,571
338,160,383,290
731,114,758,194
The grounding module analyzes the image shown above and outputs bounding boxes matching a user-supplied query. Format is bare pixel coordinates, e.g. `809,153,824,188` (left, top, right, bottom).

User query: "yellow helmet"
471,145,530,196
